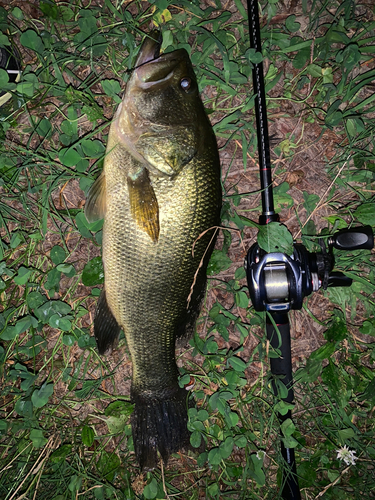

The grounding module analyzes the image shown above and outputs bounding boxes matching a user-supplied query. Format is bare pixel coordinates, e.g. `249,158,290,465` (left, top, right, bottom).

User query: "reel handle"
329,225,373,251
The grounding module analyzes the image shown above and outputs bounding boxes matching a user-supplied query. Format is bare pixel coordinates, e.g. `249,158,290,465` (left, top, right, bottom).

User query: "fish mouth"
134,30,162,68
133,31,187,86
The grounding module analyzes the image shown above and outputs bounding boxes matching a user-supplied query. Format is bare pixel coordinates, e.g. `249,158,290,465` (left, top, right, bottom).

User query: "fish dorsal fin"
127,167,159,242
85,173,107,223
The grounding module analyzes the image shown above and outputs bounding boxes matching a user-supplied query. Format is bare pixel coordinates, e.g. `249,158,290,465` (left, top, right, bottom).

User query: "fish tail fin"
94,290,121,355
131,387,192,470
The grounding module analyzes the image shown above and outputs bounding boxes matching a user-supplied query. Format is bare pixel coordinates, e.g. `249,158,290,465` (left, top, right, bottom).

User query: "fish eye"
180,77,192,92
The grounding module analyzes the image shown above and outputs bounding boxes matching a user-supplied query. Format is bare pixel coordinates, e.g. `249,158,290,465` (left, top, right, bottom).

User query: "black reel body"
245,225,373,312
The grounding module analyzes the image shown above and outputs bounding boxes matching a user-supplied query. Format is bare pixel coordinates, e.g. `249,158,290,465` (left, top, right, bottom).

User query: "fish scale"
85,31,221,469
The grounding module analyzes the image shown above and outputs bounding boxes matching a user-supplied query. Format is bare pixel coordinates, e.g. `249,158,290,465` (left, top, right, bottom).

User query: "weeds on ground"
0,0,374,499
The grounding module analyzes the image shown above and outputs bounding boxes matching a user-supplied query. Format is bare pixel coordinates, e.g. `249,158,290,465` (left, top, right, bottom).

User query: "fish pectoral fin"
94,289,121,355
85,172,107,223
127,168,160,242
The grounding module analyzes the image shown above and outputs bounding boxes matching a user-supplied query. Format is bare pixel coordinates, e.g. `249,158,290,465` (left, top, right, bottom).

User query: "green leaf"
281,418,296,437
82,103,103,122
15,399,34,417
77,333,95,349
190,420,205,432
11,6,23,20
75,212,93,238
353,203,375,225
207,249,232,275
285,15,300,32
325,100,343,127
45,268,61,293
225,411,239,428
49,314,72,331
337,428,355,441
27,292,46,310
219,436,234,459
20,30,45,54
68,475,82,493
0,33,10,46
96,450,120,482
197,409,209,421
1,326,17,340
19,335,46,359
143,478,158,499
59,147,83,167
227,356,247,372
30,429,47,448
10,232,23,248
15,315,37,335
306,63,322,77
35,118,52,137
81,139,105,157
40,1,59,20
235,266,246,279
321,360,350,408
190,430,202,448
31,383,54,408
310,342,336,360
17,73,39,97
52,301,71,315
14,266,32,285
82,257,104,286
50,444,72,464
235,291,249,308
81,425,95,446
282,435,299,448
50,245,66,265
0,420,8,436
234,435,247,448
0,68,9,86
250,454,266,485
56,263,76,277
101,79,122,101
303,192,320,216
63,334,74,346
257,222,293,254
104,401,133,434
208,446,222,465
293,46,310,69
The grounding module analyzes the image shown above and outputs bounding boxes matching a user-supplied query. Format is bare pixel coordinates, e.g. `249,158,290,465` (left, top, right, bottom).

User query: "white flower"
256,450,266,461
336,445,357,466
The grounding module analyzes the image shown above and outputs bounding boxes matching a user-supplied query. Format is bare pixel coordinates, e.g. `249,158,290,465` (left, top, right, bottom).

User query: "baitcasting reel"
245,225,374,313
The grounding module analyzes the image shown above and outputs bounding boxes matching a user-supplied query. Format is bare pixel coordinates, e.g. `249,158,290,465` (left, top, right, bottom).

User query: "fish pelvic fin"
127,167,160,242
131,387,193,470
85,172,107,223
94,290,121,355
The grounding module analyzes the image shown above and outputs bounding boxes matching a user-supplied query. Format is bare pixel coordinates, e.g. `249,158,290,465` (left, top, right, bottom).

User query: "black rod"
246,1,301,498
267,313,301,500
247,0,278,224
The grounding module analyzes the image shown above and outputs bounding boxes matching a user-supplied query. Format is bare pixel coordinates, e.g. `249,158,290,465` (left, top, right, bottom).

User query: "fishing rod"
244,1,374,498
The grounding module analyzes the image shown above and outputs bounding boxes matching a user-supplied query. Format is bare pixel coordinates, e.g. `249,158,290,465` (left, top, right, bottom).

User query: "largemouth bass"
85,31,221,469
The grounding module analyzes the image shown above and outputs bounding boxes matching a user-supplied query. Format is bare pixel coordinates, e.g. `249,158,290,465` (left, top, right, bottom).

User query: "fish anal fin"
94,289,121,355
127,168,160,242
85,173,107,223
